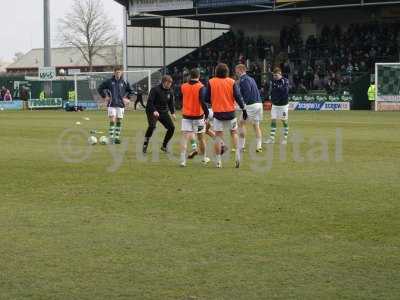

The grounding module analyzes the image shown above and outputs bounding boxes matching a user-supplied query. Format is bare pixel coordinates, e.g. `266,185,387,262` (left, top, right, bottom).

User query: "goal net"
73,70,161,109
375,63,400,111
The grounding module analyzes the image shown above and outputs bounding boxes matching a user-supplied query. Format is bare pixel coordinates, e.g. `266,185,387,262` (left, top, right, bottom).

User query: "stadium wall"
126,17,229,73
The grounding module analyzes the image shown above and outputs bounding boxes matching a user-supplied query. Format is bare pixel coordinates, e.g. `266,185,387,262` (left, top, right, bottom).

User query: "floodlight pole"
123,5,128,72
74,74,78,108
44,0,51,67
44,0,52,98
162,17,166,75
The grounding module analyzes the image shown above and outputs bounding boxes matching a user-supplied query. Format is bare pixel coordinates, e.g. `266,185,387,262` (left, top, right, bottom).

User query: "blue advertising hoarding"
289,102,351,111
0,101,24,110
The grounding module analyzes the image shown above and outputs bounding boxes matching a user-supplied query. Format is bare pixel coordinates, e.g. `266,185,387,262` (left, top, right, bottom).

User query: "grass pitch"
0,110,399,300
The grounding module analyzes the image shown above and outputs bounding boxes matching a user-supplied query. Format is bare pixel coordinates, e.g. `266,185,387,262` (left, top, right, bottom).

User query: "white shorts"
181,118,206,133
213,118,238,132
271,104,289,120
108,107,124,119
241,102,263,124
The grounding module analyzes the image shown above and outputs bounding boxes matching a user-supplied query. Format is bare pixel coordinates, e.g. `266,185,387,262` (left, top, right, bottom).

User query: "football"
87,136,98,145
99,136,109,145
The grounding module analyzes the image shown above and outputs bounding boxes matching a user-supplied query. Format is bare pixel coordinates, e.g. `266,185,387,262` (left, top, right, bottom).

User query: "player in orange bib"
180,68,210,167
205,63,247,168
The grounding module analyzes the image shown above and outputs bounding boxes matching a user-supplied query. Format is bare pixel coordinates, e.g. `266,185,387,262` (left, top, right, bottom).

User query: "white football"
88,136,98,145
99,136,109,145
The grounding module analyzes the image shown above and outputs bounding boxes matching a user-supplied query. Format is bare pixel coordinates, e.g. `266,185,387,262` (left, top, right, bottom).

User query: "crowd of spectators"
167,22,399,97
168,31,273,86
284,22,399,94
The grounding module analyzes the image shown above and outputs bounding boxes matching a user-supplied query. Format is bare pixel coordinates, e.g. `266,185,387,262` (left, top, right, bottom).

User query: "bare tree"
0,58,9,73
58,0,119,71
13,52,24,62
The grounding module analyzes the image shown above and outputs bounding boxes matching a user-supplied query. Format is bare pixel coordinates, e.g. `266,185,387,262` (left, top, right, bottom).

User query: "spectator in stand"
19,86,29,100
238,53,246,65
249,63,262,88
3,89,12,101
297,82,307,94
0,86,7,100
305,67,314,90
282,60,291,78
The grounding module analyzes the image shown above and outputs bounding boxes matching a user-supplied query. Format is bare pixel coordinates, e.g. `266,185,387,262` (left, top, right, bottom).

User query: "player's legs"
206,109,215,138
197,131,210,164
228,118,240,168
197,132,206,157
109,116,116,139
158,112,175,151
238,119,246,152
140,98,146,109
206,120,227,154
206,108,227,155
265,105,278,144
180,131,193,167
188,136,198,159
253,121,263,151
188,119,207,160
281,119,289,144
108,107,117,142
206,121,215,138
251,103,263,151
143,111,157,153
231,118,239,149
264,119,277,144
181,119,196,165
214,131,224,168
134,97,145,110
114,108,124,144
280,105,289,144
113,118,122,144
213,119,226,167
231,128,241,168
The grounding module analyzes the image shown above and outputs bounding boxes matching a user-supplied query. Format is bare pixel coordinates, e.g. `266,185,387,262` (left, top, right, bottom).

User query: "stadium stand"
166,21,400,100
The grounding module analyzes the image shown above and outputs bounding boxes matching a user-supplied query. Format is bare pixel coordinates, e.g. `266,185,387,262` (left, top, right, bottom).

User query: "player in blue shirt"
235,64,263,152
264,67,290,144
98,66,133,144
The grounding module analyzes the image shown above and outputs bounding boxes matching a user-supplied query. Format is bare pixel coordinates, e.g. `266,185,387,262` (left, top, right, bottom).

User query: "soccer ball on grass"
88,136,98,145
99,136,110,145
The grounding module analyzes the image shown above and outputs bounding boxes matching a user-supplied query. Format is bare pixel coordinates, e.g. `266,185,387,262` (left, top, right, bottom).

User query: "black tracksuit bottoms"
145,111,175,148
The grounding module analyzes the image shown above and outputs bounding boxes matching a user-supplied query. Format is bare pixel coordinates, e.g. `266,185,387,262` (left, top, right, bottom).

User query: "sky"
0,0,124,63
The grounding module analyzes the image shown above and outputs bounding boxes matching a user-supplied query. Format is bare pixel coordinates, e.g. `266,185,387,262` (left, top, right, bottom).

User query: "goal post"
375,62,400,111
73,70,158,108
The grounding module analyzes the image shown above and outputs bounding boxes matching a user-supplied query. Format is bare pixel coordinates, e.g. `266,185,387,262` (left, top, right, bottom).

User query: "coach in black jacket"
143,75,176,153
